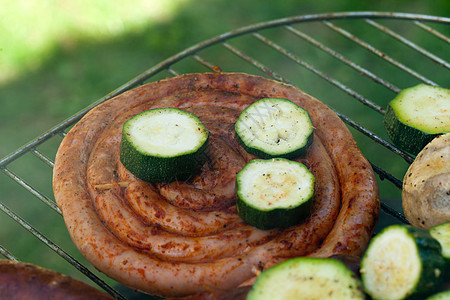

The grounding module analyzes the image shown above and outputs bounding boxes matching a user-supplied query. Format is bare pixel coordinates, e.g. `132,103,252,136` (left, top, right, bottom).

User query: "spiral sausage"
53,73,379,297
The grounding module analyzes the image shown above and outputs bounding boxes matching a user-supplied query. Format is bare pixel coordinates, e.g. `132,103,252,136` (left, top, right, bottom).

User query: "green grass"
1,0,449,155
0,0,449,296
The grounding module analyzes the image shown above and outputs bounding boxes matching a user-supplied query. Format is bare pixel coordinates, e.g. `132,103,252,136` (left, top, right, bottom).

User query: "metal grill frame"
0,11,449,299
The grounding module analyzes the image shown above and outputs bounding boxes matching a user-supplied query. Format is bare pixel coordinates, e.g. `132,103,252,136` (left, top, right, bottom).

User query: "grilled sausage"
53,73,379,297
0,259,113,300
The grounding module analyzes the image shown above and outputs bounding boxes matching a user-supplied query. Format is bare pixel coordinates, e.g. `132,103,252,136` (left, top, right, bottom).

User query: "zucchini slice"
430,222,450,262
119,108,209,182
361,225,446,300
235,98,313,159
236,158,314,230
426,290,450,300
383,84,450,155
247,257,365,300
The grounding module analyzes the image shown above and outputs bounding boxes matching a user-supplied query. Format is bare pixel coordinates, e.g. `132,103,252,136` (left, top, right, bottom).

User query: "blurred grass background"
0,0,449,296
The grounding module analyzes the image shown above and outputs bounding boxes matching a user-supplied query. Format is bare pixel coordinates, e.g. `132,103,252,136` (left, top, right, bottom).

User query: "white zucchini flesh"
237,159,313,210
124,108,207,157
430,222,450,259
247,257,364,300
392,84,450,134
235,98,313,158
361,227,421,300
426,290,450,300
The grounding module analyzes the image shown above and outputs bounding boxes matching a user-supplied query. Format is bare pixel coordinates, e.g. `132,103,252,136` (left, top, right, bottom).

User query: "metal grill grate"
0,12,449,299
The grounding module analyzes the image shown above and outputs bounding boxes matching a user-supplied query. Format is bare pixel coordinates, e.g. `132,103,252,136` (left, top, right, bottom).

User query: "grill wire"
0,12,449,299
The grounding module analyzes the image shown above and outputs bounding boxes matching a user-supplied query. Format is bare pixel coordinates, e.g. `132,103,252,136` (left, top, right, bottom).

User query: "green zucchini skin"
247,257,365,300
361,225,446,300
119,108,209,182
236,190,312,230
120,136,208,182
384,103,438,155
235,158,314,230
383,84,450,155
408,226,447,299
430,222,450,284
430,222,450,262
235,98,314,159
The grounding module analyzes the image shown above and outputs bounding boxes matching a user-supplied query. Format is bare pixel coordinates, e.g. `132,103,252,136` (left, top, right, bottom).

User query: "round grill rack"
0,11,449,299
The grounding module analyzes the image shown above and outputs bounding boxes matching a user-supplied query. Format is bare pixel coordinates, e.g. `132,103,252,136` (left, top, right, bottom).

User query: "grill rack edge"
0,11,449,299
